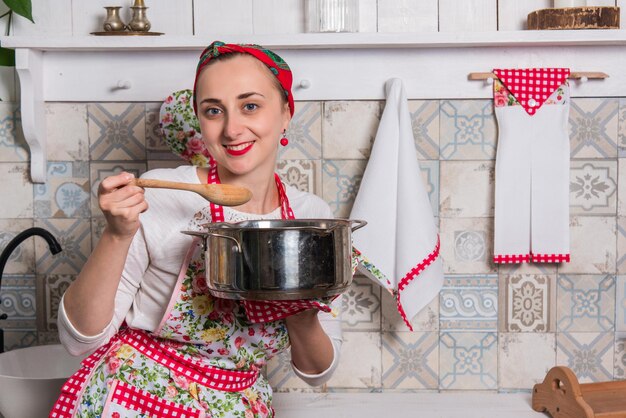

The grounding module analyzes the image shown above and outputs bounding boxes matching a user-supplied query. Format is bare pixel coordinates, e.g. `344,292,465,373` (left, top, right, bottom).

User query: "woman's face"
195,55,291,177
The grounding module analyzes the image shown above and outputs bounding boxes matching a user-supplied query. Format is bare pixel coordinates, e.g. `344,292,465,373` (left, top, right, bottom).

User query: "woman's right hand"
98,172,148,239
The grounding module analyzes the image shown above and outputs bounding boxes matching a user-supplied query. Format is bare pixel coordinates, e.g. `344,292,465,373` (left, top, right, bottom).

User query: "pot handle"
205,232,242,253
180,230,242,253
350,219,368,232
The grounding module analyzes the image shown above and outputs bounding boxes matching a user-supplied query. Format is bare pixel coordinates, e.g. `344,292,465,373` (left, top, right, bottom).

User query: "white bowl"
0,344,83,418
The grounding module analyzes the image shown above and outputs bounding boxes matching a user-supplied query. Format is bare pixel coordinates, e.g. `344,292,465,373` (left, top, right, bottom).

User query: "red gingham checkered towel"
241,298,334,323
493,68,570,115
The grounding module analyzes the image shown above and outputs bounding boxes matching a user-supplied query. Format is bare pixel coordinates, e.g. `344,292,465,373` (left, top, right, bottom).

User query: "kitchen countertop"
273,392,544,417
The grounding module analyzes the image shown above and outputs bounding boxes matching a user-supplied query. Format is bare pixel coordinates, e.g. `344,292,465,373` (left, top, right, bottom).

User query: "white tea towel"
492,69,571,264
350,78,443,330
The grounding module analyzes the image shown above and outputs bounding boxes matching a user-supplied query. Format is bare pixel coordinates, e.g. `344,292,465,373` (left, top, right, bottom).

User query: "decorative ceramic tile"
38,331,61,345
0,274,36,330
322,101,383,160
88,103,146,161
146,102,178,161
569,98,618,159
91,217,107,249
34,218,91,275
34,162,91,218
498,262,557,275
0,218,35,274
0,102,27,162
440,275,498,331
619,98,626,156
341,274,381,331
278,102,322,160
439,332,498,390
266,350,324,391
499,274,556,333
381,331,438,389
322,159,367,218
89,162,147,216
0,163,33,218
440,160,494,218
420,159,439,217
325,332,382,389
37,274,74,331
409,100,439,160
3,330,37,351
616,339,626,379
619,159,626,217
558,216,616,274
556,332,614,383
382,283,439,332
498,333,556,390
439,100,497,160
440,217,496,274
616,276,626,333
557,274,615,332
570,160,617,215
276,159,322,197
46,103,89,161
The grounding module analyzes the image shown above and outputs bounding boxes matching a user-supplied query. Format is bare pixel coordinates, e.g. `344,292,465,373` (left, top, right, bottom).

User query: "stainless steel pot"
182,219,366,301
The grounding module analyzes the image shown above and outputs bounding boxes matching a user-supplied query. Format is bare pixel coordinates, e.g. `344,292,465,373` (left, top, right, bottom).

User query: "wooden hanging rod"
468,71,608,80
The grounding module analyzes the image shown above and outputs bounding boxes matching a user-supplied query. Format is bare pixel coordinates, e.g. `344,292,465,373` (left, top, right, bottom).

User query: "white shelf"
3,30,626,50
2,30,626,183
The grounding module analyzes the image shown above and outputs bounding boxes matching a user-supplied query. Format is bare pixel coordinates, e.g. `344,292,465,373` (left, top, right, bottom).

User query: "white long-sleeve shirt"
58,164,342,386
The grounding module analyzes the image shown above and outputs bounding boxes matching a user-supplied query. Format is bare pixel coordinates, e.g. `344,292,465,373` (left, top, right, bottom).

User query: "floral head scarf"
192,40,295,117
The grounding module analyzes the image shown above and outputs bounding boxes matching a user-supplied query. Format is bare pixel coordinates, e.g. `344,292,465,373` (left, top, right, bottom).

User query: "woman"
51,41,342,418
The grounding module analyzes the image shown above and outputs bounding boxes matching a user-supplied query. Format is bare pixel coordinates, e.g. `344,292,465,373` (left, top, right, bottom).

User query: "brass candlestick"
128,5,151,31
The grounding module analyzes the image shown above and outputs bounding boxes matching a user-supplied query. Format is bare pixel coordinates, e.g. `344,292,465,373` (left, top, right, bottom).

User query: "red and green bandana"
192,40,295,116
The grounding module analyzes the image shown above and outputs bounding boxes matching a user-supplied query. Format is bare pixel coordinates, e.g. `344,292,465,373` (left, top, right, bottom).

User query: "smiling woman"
51,40,343,418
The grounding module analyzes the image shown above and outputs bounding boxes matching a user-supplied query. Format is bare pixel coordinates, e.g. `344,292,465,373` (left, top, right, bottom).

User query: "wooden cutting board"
527,6,620,30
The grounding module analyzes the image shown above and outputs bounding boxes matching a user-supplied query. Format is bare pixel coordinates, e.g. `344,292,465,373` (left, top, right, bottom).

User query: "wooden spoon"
132,178,252,207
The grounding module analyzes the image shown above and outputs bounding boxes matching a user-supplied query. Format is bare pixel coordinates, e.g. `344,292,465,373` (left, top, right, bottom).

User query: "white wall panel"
498,0,551,30
359,0,378,32
194,0,253,36
585,0,616,6
620,0,626,29
439,0,498,32
72,0,192,36
378,0,438,32
253,0,304,34
12,0,72,36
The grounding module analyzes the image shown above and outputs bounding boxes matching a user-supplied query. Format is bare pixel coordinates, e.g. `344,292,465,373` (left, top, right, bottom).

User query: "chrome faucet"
0,227,63,352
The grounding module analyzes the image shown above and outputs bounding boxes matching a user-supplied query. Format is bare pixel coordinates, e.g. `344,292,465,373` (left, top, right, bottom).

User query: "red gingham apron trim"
493,68,570,115
241,299,333,323
395,235,441,332
50,337,120,417
108,380,205,418
120,328,258,392
493,254,532,264
531,253,570,263
208,163,224,224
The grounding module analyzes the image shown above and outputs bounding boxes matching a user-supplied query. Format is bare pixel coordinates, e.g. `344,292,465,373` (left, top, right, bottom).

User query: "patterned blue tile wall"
1,98,625,392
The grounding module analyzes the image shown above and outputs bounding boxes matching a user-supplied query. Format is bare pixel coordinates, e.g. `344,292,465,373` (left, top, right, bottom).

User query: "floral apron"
50,166,295,418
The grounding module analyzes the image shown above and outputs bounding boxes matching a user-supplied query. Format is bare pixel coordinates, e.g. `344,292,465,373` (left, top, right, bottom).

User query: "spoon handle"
132,178,197,192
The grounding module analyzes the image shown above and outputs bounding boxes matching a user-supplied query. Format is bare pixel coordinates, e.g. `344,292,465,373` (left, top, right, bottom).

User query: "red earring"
280,131,289,147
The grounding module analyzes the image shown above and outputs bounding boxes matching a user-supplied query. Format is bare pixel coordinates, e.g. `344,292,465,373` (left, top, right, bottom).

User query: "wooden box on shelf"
527,6,620,30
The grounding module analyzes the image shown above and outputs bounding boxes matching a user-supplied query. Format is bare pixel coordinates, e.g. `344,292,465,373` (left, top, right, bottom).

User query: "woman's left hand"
284,309,334,375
